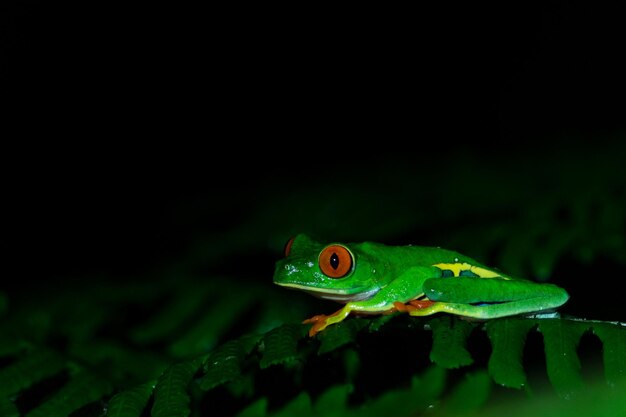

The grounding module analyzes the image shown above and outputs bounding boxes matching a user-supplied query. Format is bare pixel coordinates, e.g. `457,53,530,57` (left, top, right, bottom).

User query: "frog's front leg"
304,266,436,336
303,307,355,337
303,296,398,337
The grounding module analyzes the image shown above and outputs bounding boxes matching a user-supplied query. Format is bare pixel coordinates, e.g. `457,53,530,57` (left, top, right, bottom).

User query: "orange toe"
393,301,407,312
409,300,435,309
302,314,327,324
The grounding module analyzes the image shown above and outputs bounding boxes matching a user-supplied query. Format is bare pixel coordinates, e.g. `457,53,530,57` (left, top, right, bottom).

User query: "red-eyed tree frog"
273,234,570,337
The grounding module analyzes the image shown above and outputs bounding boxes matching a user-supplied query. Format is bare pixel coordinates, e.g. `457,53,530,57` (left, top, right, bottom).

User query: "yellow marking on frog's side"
432,262,507,279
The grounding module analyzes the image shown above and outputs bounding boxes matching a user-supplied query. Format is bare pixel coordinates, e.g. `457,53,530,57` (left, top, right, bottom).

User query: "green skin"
273,234,570,336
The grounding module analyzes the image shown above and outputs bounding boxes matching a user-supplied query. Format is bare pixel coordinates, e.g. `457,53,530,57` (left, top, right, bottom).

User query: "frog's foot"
409,299,436,309
302,314,330,336
393,301,410,312
393,300,436,313
303,306,352,337
302,314,328,324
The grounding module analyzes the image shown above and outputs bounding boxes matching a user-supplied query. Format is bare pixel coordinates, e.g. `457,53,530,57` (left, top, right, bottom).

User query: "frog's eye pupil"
319,244,353,278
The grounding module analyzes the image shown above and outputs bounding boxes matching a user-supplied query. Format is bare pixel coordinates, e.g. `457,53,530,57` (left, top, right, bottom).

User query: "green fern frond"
356,365,446,417
311,384,352,417
259,323,307,369
198,333,261,391
68,340,168,385
258,365,447,417
151,356,205,417
477,376,626,417
107,380,156,417
485,318,537,388
0,348,66,397
270,392,311,417
317,318,369,355
264,384,352,417
428,316,476,368
24,369,112,417
539,319,588,399
441,370,492,415
592,321,626,385
234,397,268,417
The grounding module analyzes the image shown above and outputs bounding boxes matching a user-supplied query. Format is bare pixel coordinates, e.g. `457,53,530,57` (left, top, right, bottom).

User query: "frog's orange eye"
283,236,295,257
318,244,353,278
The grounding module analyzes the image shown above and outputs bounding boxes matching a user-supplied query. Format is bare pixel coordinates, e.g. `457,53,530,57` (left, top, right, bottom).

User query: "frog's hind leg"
406,298,565,319
405,301,505,318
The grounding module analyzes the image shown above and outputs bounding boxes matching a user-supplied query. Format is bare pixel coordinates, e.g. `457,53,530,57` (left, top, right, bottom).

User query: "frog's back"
408,245,486,266
358,241,491,269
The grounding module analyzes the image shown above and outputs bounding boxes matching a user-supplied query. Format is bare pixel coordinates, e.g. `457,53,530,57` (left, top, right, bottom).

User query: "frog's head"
273,234,383,302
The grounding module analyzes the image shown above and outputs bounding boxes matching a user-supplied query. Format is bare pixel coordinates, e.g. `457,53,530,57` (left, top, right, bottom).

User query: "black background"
3,2,625,291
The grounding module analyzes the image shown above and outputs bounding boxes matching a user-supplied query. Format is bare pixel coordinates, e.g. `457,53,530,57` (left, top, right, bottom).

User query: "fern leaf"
590,321,626,386
358,365,446,417
539,319,589,399
259,324,306,369
442,370,492,414
198,334,261,391
71,340,168,385
235,397,267,417
342,349,360,384
478,370,626,417
25,370,112,417
428,316,476,368
0,348,66,397
270,392,311,417
107,380,155,417
366,314,397,332
317,318,368,355
486,318,537,389
151,356,204,417
312,384,351,417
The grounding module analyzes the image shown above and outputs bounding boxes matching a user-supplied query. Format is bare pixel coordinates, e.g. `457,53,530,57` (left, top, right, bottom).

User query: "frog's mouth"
277,283,379,303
